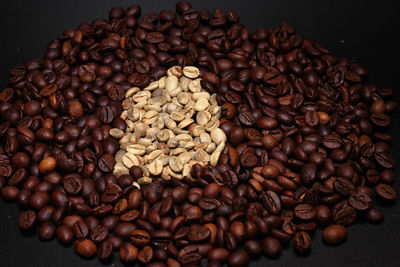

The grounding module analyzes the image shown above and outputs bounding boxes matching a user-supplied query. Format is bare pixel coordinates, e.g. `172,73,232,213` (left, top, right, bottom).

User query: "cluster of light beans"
0,1,397,267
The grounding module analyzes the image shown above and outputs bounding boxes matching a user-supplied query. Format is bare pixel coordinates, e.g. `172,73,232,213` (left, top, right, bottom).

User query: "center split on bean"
110,66,227,185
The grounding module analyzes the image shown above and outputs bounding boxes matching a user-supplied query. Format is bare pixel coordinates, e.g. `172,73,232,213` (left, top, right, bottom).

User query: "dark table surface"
1,0,400,266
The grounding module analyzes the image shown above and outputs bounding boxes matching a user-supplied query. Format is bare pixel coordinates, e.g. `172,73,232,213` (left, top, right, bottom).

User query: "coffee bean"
137,245,154,264
227,250,249,267
333,177,355,196
130,229,151,246
75,239,97,258
332,201,357,226
208,247,230,262
120,243,138,263
349,193,371,210
39,222,56,241
376,183,396,201
365,208,384,224
238,110,256,126
244,240,262,258
294,204,315,221
18,210,37,231
260,190,282,215
56,225,74,245
293,231,312,253
322,225,347,246
262,237,281,258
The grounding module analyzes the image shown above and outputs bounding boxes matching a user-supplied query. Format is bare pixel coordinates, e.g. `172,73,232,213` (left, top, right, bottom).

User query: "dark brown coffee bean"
262,237,281,258
228,250,250,267
260,190,282,214
365,208,384,224
73,220,90,239
348,193,371,210
57,225,74,245
294,204,315,221
75,239,97,258
138,246,154,264
18,210,37,231
370,113,390,127
240,153,258,168
374,152,394,169
131,229,151,246
120,243,138,263
98,240,113,262
333,177,355,196
178,245,202,265
322,225,347,245
332,201,357,226
293,231,312,253
376,183,396,201
238,110,256,126
90,225,109,243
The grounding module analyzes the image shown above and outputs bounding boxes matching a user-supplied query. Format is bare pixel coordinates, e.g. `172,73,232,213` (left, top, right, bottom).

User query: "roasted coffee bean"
365,208,384,224
376,183,396,201
56,225,74,245
244,240,262,258
39,222,56,241
120,243,138,263
18,210,37,231
332,201,357,226
227,250,250,267
138,246,154,264
131,229,151,246
293,231,312,253
333,177,355,196
178,245,202,265
348,193,371,211
73,220,90,239
260,190,282,214
90,225,109,243
322,225,347,245
238,110,256,126
208,247,230,262
98,240,113,262
294,204,315,221
75,239,97,258
262,237,281,258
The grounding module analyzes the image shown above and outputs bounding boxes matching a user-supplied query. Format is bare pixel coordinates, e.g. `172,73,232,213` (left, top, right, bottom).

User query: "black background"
1,0,400,266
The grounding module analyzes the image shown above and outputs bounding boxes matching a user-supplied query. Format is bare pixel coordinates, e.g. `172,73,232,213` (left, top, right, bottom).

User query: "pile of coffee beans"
0,1,397,266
